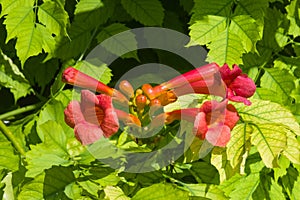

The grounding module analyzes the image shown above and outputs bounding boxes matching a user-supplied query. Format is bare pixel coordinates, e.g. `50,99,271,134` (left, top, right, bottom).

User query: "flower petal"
205,124,231,147
225,104,240,129
219,64,242,85
74,122,103,145
194,112,208,139
64,101,85,128
230,74,256,98
100,108,119,137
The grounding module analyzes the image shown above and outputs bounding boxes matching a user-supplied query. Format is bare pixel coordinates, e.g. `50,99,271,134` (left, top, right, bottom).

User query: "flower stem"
0,120,26,156
0,103,41,120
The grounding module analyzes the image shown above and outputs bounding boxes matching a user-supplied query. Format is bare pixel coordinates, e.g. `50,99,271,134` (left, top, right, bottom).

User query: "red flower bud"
135,94,148,110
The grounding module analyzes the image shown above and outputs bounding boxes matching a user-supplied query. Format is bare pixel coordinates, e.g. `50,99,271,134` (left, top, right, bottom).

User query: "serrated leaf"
64,182,83,199
0,0,20,17
0,140,19,171
189,161,219,184
132,183,189,200
78,180,99,197
206,28,244,65
75,0,104,14
226,123,251,169
250,124,287,168
96,23,138,60
104,186,130,200
281,166,299,199
4,3,53,65
291,177,300,200
121,0,164,26
236,100,300,136
73,60,112,85
0,51,31,101
282,131,300,165
183,183,227,199
269,179,286,200
229,173,260,199
211,147,238,183
19,167,75,200
26,121,72,177
189,15,227,45
234,0,268,22
253,88,282,104
218,174,243,196
190,0,233,22
230,15,261,52
260,68,295,104
38,1,69,36
286,0,300,37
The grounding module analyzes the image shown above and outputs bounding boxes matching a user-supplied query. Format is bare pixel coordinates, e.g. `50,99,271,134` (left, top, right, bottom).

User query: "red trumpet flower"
64,90,140,145
219,64,256,105
62,67,128,104
163,100,239,147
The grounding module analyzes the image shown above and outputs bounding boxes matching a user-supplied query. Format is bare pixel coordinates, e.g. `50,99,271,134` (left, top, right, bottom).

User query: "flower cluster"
62,63,256,146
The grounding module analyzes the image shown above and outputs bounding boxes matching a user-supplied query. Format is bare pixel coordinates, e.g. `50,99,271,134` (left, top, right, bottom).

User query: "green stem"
0,103,41,120
0,120,26,156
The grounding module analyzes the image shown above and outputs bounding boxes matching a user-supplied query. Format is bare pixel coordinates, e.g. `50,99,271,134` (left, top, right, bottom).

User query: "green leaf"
211,147,238,183
0,51,31,101
77,180,99,197
19,167,75,200
189,15,227,45
226,123,251,169
121,0,164,26
104,186,130,200
286,0,300,37
75,0,104,14
253,88,282,104
0,139,19,171
234,0,268,22
64,182,83,199
38,1,69,36
229,15,261,52
206,28,244,65
189,161,219,184
73,60,112,85
260,68,295,104
190,0,233,22
4,2,53,65
236,100,300,136
25,121,72,177
96,23,138,60
269,179,286,200
281,166,299,199
250,124,287,168
229,173,260,199
282,131,300,165
218,174,243,196
182,183,227,199
132,183,189,200
291,177,300,200
0,0,20,17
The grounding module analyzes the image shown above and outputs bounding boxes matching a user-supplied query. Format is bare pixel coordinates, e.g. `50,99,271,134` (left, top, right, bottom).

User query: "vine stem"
0,120,26,156
0,103,41,120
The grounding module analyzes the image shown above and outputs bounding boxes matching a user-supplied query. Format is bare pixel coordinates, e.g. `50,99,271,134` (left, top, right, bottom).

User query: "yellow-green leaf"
250,123,287,168
226,123,251,169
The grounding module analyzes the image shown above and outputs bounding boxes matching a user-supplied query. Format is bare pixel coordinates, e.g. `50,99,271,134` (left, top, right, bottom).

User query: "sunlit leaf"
132,183,189,200
38,1,69,36
75,0,104,14
229,173,260,199
260,68,295,104
183,183,227,199
286,0,300,37
282,131,300,165
206,28,244,65
226,123,251,169
104,186,130,200
236,100,300,136
250,124,287,168
121,0,164,26
0,138,19,172
189,15,227,45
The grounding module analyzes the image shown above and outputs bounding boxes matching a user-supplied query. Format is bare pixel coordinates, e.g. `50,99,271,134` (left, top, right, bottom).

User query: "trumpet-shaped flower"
219,64,256,105
64,90,140,145
163,100,239,147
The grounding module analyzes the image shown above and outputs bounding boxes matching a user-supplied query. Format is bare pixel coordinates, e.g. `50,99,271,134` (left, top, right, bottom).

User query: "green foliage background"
0,0,300,199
